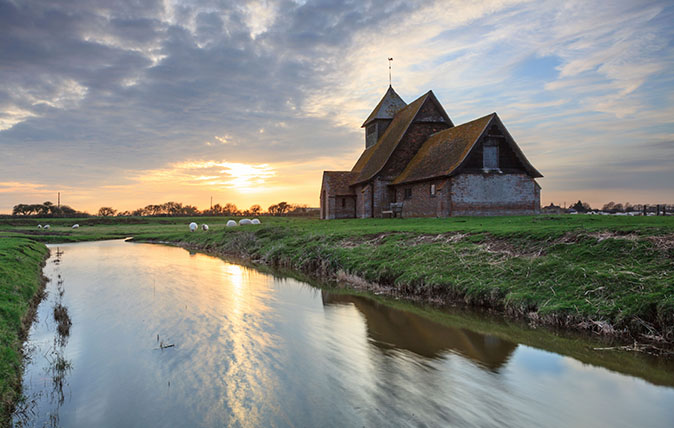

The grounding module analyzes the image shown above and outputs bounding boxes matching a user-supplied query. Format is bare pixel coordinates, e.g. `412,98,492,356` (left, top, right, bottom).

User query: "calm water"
15,240,674,427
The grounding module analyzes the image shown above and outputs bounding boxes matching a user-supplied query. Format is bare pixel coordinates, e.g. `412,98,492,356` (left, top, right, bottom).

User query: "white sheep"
43,224,50,229
239,219,252,225
72,224,80,229
202,224,209,231
37,224,43,229
189,222,198,232
251,218,261,225
226,220,237,227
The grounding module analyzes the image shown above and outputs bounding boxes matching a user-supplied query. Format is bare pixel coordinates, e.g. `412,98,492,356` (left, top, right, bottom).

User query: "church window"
483,144,499,170
404,188,412,200
430,184,436,197
341,198,346,208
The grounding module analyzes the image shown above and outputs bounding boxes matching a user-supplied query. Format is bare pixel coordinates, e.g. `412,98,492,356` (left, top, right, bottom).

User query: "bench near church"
320,86,542,219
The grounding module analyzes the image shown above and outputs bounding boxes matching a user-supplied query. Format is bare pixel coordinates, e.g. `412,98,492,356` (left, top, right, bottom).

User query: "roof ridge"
361,86,407,127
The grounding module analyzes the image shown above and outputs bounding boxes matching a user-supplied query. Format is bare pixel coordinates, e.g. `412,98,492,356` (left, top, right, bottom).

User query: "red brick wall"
394,179,448,218
327,196,356,219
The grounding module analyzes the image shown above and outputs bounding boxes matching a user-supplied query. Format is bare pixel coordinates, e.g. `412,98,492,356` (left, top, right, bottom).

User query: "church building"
320,86,542,219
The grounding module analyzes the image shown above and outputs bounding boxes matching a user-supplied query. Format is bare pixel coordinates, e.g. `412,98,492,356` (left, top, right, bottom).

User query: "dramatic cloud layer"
1,0,672,212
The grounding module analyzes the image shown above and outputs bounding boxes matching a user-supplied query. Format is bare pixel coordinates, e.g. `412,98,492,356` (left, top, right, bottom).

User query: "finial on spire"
388,57,393,86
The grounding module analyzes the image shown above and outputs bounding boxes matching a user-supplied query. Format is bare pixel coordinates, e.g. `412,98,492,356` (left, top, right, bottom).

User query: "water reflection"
322,292,516,369
15,240,674,428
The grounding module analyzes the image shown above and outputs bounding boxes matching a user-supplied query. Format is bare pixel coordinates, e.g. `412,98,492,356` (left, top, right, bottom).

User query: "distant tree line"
12,201,88,217
12,200,319,217
549,200,673,214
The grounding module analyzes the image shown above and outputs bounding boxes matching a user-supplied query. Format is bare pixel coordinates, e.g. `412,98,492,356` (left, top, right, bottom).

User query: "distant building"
542,203,564,214
320,87,542,219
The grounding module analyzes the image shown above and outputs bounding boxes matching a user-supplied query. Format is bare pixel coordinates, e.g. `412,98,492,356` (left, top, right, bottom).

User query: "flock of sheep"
37,224,78,229
190,218,261,232
37,219,261,232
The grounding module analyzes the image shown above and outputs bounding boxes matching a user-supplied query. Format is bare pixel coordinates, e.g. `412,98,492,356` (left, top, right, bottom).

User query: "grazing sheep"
239,219,252,225
226,220,237,227
189,222,198,232
37,224,43,229
251,218,261,225
72,224,80,229
202,224,209,231
43,224,50,229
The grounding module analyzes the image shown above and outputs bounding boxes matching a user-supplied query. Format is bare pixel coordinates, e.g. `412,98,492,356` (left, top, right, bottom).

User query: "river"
15,239,674,427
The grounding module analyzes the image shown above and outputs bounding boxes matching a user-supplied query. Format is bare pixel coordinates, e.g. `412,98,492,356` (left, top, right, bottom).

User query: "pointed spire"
361,86,407,127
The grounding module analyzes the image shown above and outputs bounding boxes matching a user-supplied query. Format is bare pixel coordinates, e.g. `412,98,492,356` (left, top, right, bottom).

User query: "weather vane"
388,57,393,86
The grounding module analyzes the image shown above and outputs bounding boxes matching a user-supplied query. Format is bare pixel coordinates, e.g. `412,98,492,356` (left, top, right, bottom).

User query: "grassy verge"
0,238,49,423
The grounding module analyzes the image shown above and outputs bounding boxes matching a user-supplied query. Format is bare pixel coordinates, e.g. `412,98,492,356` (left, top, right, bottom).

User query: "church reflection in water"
321,291,517,370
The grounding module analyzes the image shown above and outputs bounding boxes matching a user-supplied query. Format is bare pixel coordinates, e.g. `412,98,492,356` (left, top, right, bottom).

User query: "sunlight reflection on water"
15,240,674,428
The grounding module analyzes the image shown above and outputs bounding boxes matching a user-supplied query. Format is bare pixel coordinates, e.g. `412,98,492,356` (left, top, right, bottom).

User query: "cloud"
0,0,673,212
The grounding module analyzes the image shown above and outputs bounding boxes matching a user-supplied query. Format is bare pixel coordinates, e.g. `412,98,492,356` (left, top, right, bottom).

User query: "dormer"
362,86,407,149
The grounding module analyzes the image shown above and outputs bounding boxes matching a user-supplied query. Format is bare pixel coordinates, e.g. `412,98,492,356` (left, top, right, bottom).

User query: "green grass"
0,237,49,422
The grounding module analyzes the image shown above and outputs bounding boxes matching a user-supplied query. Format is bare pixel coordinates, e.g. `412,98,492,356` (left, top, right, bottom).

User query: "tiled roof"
361,86,407,127
351,92,431,184
322,171,357,196
392,113,542,185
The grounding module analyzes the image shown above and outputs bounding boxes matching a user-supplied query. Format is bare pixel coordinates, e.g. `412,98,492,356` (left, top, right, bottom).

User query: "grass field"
1,214,673,422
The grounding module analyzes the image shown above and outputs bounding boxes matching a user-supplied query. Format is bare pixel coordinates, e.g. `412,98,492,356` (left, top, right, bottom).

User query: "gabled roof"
321,171,357,196
392,113,542,185
351,91,449,185
361,86,407,127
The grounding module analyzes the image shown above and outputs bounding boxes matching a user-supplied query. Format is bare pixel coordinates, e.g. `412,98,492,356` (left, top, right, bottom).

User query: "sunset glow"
1,1,672,213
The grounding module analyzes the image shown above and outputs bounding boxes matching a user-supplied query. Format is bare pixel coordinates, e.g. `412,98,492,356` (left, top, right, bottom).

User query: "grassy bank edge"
132,238,674,386
130,223,673,348
0,238,49,425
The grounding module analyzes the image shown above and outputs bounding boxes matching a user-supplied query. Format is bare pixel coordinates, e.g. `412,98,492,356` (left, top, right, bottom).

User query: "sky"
1,0,673,213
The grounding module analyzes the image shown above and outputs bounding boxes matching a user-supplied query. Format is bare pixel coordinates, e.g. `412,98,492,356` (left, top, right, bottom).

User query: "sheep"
72,224,80,229
37,224,43,229
43,224,50,229
202,224,209,231
189,222,198,232
226,220,237,227
251,218,261,225
239,219,252,225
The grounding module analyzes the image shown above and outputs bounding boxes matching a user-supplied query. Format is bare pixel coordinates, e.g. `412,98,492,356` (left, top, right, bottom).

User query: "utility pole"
210,196,213,210
58,192,60,208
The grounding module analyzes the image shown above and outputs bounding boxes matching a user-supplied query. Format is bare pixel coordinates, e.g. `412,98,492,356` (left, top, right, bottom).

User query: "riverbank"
127,216,674,347
0,238,49,423
2,215,673,345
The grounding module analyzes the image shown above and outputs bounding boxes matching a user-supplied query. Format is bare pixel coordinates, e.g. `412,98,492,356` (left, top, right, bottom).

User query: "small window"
341,198,346,208
483,145,499,170
404,188,412,200
367,124,376,135
430,184,436,197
